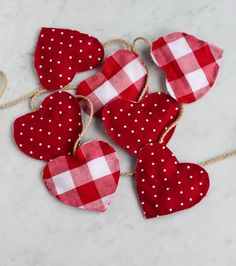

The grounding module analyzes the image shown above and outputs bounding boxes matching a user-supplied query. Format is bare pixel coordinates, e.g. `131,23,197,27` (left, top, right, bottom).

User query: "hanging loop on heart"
73,95,94,154
159,103,184,144
131,37,152,53
30,84,77,111
103,39,132,51
129,37,152,101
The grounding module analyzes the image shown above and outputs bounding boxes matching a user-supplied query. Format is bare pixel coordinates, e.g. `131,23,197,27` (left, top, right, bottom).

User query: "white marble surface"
0,0,236,265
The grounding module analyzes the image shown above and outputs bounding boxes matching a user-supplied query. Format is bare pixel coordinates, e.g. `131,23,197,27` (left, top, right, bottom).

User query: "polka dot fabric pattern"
77,50,147,118
102,93,180,156
42,141,120,212
151,32,223,103
13,91,82,161
34,27,104,91
135,143,210,219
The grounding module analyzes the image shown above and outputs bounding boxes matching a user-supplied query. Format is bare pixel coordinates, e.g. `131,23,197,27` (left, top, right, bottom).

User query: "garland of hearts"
0,28,236,219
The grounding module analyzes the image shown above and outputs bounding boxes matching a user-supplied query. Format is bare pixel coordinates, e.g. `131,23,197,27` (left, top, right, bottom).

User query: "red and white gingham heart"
34,27,104,91
77,50,147,117
135,143,210,219
102,93,180,156
42,140,120,212
151,32,223,103
13,91,82,161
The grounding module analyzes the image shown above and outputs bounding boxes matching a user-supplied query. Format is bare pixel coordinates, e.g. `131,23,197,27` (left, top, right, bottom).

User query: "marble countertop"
1,0,236,265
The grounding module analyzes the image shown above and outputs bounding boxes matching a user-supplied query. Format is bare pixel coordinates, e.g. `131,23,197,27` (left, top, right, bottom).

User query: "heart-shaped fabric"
34,27,104,91
135,142,210,219
77,50,147,117
102,92,180,156
151,32,223,103
42,140,120,212
13,91,82,161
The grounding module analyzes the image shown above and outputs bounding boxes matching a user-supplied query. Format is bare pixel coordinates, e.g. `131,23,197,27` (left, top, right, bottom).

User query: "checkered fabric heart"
151,32,223,103
42,140,120,212
77,50,147,117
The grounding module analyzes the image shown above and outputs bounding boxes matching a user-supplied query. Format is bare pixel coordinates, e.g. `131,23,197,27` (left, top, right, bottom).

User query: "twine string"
131,37,152,101
131,36,152,53
0,70,42,110
199,150,236,167
0,70,8,98
73,95,94,155
159,103,184,144
103,39,132,51
121,149,236,176
30,85,77,111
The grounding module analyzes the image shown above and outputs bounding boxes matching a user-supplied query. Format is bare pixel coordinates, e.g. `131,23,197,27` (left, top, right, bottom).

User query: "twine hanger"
73,95,94,154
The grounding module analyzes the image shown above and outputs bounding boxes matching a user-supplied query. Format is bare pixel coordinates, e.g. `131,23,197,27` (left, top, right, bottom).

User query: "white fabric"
52,170,75,195
168,37,192,58
87,156,111,180
185,68,209,91
94,80,118,105
123,58,146,83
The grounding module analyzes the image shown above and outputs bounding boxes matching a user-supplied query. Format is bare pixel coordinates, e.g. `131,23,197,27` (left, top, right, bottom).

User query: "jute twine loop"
130,37,152,101
131,36,152,53
73,95,94,155
103,39,132,51
30,85,77,111
0,70,8,98
0,88,42,110
138,66,150,102
159,103,184,144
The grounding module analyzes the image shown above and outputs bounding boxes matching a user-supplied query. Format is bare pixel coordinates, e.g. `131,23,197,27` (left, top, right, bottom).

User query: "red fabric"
77,50,147,117
13,91,82,161
34,27,104,91
151,32,223,103
102,93,180,156
42,140,120,212
135,142,210,219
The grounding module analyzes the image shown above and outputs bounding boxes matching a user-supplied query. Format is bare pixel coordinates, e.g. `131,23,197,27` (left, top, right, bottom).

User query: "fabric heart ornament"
135,143,210,219
13,91,82,161
151,32,223,103
42,140,120,212
34,27,104,91
102,92,180,156
77,50,147,117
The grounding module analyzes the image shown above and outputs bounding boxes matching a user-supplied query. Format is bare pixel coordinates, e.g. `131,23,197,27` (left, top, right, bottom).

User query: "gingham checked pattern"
77,50,147,117
42,140,120,212
151,32,223,103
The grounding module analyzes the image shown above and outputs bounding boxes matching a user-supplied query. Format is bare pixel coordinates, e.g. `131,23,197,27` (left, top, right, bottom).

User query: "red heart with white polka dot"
135,143,210,219
13,91,82,161
34,27,104,91
102,93,180,156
